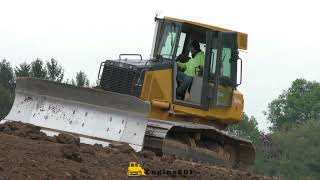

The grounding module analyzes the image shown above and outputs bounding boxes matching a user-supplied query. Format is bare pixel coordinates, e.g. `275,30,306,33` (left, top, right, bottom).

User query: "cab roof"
163,16,248,50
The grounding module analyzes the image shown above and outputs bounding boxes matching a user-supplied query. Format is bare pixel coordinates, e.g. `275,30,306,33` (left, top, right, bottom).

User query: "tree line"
227,79,320,180
14,58,90,86
0,58,90,119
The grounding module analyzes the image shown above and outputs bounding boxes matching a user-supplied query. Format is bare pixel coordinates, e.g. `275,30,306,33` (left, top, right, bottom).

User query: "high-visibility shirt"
177,51,205,77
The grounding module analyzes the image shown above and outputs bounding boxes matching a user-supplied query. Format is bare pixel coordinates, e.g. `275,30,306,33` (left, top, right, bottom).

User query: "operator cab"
152,17,243,110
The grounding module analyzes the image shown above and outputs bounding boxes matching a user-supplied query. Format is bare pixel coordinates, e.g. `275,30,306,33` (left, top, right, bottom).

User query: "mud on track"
0,121,279,180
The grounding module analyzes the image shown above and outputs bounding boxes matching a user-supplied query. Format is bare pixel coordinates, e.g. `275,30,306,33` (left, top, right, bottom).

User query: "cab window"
157,22,180,59
221,48,232,78
210,49,217,74
176,32,186,56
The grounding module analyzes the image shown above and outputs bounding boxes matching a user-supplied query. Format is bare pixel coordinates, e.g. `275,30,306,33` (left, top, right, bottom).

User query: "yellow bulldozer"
127,162,146,176
3,16,255,170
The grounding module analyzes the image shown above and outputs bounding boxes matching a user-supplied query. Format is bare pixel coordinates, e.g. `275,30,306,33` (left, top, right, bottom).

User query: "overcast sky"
1,0,319,131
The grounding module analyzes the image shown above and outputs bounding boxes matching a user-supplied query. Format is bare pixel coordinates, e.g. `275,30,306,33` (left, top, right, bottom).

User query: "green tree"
46,58,64,82
14,62,31,77
0,84,13,119
0,60,14,120
264,120,320,180
71,71,89,87
30,58,47,79
0,59,14,91
265,79,320,131
226,113,260,143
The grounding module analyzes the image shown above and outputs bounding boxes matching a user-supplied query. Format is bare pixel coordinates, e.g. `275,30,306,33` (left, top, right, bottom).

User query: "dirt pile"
0,121,279,180
0,121,48,140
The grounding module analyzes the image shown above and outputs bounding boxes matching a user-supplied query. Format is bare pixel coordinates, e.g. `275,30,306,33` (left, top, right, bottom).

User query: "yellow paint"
151,100,170,109
174,90,244,124
140,69,172,102
164,16,248,50
127,162,146,176
140,69,244,126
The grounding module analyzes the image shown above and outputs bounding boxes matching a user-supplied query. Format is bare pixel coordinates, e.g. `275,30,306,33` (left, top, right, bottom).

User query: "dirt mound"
61,144,82,162
56,133,80,146
109,143,135,154
0,122,280,180
0,121,47,140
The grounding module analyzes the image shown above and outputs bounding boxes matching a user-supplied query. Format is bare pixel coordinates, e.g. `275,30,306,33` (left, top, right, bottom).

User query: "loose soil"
0,121,279,180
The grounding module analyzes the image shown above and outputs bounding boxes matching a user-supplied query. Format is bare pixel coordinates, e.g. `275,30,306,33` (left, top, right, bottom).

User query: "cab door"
207,31,238,108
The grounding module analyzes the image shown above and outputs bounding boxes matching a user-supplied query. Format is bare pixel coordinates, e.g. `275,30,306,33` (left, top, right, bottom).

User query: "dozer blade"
3,77,150,151
144,119,255,171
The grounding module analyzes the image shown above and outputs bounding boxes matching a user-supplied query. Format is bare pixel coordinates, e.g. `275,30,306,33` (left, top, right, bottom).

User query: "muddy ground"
0,121,279,180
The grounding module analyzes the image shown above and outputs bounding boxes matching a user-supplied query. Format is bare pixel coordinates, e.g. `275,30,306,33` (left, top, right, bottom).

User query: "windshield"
157,22,181,59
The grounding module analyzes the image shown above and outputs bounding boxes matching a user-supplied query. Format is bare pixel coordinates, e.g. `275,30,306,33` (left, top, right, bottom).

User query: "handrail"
119,54,143,62
97,62,105,80
237,57,243,86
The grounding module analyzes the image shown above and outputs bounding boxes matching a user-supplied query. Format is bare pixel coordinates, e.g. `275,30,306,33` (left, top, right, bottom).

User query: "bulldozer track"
144,119,255,171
